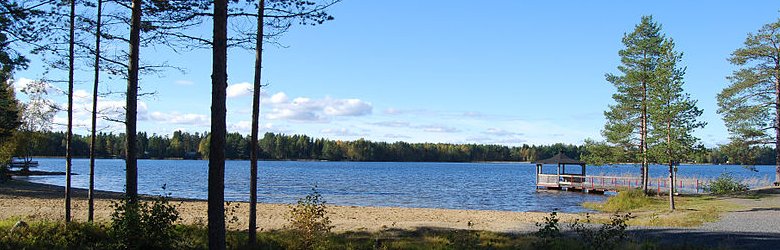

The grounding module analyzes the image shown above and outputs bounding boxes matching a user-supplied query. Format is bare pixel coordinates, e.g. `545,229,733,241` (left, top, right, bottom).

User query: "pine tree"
717,18,780,185
209,0,228,248
0,81,20,142
600,16,667,193
647,39,705,210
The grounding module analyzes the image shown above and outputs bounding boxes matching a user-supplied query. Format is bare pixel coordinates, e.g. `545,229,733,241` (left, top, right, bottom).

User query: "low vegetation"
584,188,744,227
533,211,639,250
287,187,334,249
705,173,749,195
584,188,656,212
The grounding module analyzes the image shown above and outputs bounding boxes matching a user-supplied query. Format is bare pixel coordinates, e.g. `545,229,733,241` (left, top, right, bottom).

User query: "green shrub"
287,187,334,250
599,188,653,212
109,194,180,249
706,173,749,195
0,221,109,249
447,230,481,249
570,213,632,250
533,211,562,248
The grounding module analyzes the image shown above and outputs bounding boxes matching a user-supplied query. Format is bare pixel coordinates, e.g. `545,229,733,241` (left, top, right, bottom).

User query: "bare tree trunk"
775,64,780,186
65,0,76,223
209,0,228,249
88,0,103,223
248,0,265,245
126,0,141,203
667,120,675,210
641,80,649,193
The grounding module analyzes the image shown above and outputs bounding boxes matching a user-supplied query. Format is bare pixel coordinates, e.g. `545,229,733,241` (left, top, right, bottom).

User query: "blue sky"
12,1,780,146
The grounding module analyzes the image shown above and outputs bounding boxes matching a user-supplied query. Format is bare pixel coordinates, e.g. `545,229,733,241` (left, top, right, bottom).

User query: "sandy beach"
0,179,569,233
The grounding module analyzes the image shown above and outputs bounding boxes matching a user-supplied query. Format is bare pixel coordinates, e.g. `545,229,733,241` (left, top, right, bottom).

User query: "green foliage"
0,80,21,142
18,130,590,162
591,188,655,212
109,194,180,249
600,15,669,165
717,17,780,183
533,211,562,248
569,213,633,250
0,220,109,249
645,32,705,166
705,173,749,195
446,230,482,249
287,187,334,250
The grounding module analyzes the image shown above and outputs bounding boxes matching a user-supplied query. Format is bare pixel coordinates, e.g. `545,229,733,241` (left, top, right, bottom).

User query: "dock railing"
537,174,708,194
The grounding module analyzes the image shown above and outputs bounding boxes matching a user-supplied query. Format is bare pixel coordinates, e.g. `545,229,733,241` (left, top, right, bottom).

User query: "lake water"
18,159,776,213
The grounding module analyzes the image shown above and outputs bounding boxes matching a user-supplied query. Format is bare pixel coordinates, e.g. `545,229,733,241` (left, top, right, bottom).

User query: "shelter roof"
532,152,585,165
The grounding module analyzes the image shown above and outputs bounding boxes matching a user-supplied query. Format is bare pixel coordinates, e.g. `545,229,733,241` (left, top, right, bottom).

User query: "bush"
533,211,562,248
706,173,749,195
598,188,653,212
570,213,632,250
109,194,180,249
0,221,109,249
287,187,333,250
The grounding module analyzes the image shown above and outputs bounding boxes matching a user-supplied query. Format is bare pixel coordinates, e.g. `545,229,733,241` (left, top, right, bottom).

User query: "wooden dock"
536,174,705,194
532,152,705,194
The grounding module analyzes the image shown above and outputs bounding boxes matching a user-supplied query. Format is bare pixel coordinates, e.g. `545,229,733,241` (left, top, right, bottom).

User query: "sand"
0,179,571,233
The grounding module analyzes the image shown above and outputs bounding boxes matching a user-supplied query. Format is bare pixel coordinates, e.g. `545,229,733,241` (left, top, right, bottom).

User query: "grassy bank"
1,218,668,250
582,188,744,227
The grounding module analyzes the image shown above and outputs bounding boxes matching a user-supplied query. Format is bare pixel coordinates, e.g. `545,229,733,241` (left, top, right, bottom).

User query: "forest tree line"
17,130,777,164
23,130,587,162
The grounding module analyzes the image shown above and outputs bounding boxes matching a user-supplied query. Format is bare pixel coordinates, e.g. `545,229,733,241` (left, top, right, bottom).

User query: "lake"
18,159,776,213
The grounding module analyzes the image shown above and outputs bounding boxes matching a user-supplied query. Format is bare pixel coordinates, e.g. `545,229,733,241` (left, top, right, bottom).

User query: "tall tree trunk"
88,0,103,223
126,0,141,203
641,80,649,193
667,120,675,210
65,0,76,223
209,0,228,249
248,0,265,245
775,63,780,186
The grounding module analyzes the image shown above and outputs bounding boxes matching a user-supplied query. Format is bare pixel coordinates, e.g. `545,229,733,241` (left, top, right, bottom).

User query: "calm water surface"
19,159,775,213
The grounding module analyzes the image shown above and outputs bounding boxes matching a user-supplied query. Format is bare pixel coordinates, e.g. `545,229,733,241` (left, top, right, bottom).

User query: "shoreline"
0,178,571,233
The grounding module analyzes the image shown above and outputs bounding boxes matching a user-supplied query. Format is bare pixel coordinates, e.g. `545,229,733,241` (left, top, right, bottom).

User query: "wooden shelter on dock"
533,153,707,194
534,152,603,194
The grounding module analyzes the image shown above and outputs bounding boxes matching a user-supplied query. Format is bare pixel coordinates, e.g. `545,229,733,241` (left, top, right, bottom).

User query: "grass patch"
583,189,746,227
583,188,659,212
0,219,550,249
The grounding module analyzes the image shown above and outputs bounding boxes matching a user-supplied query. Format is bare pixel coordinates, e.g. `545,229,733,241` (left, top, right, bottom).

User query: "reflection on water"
25,159,774,213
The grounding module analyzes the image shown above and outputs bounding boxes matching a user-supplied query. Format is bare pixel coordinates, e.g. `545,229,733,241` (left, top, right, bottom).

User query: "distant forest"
18,131,777,164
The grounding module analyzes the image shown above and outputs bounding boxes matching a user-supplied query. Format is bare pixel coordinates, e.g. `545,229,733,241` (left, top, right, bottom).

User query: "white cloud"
417,124,460,133
150,111,209,126
74,89,90,103
262,92,373,122
11,78,58,96
11,77,34,91
320,128,367,137
484,128,523,137
228,121,283,134
370,121,411,127
267,108,321,122
384,133,411,139
324,99,372,116
269,92,288,104
226,82,253,98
